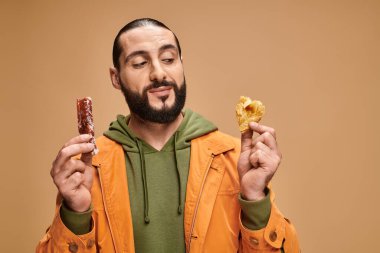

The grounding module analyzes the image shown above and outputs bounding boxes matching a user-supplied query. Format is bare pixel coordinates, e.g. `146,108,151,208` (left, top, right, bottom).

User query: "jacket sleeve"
238,188,300,253
36,195,97,253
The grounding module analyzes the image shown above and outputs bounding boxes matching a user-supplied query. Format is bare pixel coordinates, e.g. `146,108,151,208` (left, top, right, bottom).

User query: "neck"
128,112,184,151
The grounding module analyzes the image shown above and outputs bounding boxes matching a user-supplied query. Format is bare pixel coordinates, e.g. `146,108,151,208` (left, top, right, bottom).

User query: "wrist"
241,190,266,201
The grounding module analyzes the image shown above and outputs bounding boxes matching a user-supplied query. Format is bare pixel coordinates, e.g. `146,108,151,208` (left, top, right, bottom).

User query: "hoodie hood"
104,109,217,151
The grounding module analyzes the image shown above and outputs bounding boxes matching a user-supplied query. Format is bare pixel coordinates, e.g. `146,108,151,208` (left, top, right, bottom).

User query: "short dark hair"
112,18,182,70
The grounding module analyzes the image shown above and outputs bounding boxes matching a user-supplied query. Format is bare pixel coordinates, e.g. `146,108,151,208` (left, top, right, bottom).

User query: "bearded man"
37,18,300,253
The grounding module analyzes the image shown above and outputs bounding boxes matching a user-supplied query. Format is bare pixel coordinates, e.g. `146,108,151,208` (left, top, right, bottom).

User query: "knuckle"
67,175,77,186
50,163,61,178
257,142,265,149
59,148,68,158
270,128,277,138
274,155,281,165
52,157,57,167
73,171,81,176
263,132,271,139
72,171,83,181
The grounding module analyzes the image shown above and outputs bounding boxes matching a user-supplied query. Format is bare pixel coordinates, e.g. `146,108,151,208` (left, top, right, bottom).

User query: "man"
36,18,299,253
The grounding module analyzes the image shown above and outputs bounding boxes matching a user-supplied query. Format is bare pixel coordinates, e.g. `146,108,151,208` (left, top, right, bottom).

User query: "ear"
109,67,121,90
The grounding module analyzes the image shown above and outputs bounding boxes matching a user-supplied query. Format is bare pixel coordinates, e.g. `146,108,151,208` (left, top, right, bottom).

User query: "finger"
54,143,94,169
250,148,281,172
82,165,94,189
81,152,92,167
252,132,278,151
249,146,273,166
249,149,263,168
66,171,84,190
56,171,84,197
249,122,276,139
58,159,87,179
62,134,93,149
52,160,86,187
251,141,271,154
241,128,254,153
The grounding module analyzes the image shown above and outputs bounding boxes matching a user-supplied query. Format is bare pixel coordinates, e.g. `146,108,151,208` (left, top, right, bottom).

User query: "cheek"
123,72,148,92
172,65,185,84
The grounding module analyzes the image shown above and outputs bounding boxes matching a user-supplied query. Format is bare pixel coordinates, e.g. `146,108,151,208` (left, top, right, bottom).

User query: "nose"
149,61,167,83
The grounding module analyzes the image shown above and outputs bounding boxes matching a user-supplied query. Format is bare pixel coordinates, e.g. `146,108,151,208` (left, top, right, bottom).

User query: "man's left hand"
238,122,282,201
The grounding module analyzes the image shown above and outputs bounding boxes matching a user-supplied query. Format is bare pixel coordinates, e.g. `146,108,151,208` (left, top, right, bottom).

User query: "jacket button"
87,239,95,248
68,242,78,253
269,230,277,242
249,236,259,245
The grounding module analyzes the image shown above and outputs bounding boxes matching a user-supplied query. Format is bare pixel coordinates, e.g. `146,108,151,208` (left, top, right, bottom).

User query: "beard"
120,78,186,124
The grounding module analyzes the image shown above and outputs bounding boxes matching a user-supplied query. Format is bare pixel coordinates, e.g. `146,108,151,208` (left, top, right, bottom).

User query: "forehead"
119,26,177,55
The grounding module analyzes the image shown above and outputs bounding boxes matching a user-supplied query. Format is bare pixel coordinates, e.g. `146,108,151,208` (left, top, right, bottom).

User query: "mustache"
144,80,177,92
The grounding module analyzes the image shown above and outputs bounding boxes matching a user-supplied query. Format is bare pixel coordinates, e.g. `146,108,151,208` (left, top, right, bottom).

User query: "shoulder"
200,130,240,146
192,130,241,155
94,136,121,152
212,130,240,145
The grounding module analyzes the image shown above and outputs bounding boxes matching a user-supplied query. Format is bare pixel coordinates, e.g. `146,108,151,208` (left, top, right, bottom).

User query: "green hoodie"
104,109,217,253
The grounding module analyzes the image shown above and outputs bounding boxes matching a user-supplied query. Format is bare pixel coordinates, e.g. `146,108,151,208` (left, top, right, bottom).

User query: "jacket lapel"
93,137,135,253
184,131,236,252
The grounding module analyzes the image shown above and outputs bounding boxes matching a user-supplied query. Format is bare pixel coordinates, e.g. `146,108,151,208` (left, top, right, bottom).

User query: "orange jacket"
37,131,300,253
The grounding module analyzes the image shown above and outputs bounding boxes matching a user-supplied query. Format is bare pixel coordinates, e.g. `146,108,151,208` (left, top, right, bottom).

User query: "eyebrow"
159,44,178,52
124,43,179,64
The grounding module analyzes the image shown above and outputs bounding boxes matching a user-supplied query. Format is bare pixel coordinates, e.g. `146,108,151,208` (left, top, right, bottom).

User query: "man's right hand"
50,134,95,212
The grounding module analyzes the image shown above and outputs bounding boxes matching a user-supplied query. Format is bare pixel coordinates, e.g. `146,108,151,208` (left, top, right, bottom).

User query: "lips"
148,86,172,96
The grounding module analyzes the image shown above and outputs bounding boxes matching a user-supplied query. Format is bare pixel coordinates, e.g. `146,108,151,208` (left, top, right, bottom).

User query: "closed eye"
132,61,147,68
162,58,174,64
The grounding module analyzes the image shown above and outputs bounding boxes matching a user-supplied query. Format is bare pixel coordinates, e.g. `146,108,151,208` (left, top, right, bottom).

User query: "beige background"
0,0,379,252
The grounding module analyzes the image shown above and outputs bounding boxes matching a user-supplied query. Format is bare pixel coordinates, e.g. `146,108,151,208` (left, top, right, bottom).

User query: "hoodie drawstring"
174,132,183,214
136,133,183,224
136,140,150,224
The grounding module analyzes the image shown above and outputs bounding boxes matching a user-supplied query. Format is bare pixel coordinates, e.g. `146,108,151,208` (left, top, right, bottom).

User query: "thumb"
241,128,253,153
81,152,93,166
